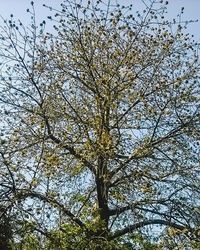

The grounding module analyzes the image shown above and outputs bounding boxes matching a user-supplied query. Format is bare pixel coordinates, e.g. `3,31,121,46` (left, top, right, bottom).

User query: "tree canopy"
0,0,199,249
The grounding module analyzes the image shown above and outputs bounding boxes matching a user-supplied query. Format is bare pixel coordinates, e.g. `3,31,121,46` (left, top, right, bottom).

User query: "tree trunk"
95,156,109,237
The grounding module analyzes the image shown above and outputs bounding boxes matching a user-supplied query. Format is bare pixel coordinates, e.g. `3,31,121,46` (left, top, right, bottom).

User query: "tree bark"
95,156,109,237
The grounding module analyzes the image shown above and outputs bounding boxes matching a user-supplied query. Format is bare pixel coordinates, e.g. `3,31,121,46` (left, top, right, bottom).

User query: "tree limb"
109,219,190,240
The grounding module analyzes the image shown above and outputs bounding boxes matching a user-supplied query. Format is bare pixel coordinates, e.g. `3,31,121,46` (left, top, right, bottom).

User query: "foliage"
0,206,13,249
0,0,199,248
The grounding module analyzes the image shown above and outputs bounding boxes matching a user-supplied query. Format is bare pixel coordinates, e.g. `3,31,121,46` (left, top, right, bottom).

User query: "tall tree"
0,0,199,249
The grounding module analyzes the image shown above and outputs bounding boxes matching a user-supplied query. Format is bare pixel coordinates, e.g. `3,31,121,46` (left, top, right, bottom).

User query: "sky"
0,0,199,40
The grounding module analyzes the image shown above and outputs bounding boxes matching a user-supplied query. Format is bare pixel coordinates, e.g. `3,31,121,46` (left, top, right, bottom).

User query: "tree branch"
109,219,190,240
16,190,87,230
45,117,96,174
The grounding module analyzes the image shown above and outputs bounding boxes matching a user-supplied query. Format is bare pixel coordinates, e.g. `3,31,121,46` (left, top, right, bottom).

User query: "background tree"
0,0,199,249
0,206,13,249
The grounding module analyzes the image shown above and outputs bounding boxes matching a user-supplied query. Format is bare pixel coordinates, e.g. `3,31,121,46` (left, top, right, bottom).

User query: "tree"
0,206,13,249
0,0,199,248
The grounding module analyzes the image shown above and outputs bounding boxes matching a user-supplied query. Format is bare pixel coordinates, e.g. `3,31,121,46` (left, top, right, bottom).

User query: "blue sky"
0,0,199,40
